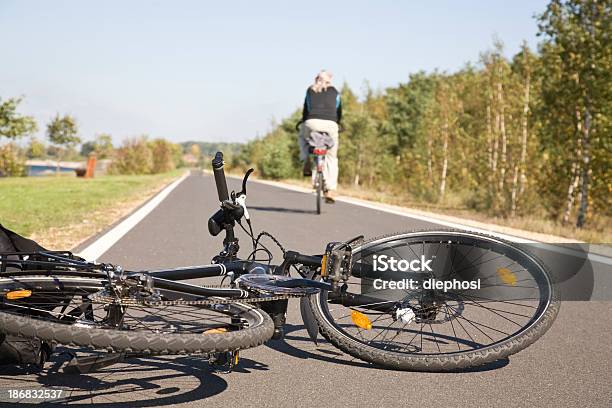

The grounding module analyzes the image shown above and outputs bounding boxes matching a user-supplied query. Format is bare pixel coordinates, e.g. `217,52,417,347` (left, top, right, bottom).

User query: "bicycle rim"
0,274,274,354
311,230,557,368
316,172,322,214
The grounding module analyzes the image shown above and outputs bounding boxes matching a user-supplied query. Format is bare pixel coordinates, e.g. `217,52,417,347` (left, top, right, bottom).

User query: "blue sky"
0,0,550,144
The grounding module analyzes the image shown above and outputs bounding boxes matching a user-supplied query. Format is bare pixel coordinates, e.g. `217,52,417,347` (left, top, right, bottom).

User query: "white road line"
76,171,190,262
336,196,535,242
237,175,612,266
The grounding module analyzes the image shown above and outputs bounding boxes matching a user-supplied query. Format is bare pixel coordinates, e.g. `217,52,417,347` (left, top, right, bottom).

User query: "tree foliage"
0,97,37,175
47,114,81,148
27,138,46,159
81,133,114,158
537,0,611,226
109,137,154,175
0,97,37,140
0,144,25,177
109,136,182,175
149,138,178,173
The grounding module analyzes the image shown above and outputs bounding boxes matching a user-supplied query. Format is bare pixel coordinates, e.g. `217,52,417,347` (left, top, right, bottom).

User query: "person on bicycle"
298,70,342,203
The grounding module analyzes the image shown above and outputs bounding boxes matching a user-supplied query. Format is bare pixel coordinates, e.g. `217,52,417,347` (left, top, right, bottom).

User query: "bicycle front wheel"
0,273,274,354
316,172,323,214
309,230,559,371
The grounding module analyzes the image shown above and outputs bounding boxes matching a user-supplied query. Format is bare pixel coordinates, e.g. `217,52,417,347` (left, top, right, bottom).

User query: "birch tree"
538,0,611,227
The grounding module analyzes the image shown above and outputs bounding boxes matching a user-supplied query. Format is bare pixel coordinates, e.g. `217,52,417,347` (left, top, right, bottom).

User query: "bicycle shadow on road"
249,206,317,215
0,351,267,407
266,323,510,373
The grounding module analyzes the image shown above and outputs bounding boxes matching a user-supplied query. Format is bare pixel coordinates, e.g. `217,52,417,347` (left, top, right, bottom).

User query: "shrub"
258,133,295,179
0,143,25,177
109,137,153,175
148,139,176,174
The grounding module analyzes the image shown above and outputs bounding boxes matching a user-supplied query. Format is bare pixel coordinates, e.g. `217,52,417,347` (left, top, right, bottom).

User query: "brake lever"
235,193,250,221
234,168,254,222
240,168,255,196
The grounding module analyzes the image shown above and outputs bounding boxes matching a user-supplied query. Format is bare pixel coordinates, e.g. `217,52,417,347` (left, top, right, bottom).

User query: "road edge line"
76,171,190,262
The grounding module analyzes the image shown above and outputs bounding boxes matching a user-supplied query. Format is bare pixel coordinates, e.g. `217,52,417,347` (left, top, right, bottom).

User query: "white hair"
311,70,333,93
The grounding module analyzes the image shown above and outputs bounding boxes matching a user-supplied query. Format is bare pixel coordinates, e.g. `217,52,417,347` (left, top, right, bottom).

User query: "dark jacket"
302,86,342,123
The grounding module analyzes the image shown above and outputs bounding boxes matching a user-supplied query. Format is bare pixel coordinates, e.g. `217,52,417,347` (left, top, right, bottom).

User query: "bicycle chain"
88,285,304,307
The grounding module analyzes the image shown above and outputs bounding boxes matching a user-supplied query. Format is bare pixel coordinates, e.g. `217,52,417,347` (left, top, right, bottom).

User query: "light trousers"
298,118,339,191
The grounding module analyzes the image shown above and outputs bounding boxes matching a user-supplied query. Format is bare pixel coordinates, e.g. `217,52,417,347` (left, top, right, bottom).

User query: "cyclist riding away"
298,70,342,203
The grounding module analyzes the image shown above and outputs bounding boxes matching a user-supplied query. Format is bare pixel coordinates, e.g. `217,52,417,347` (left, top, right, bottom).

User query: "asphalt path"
0,172,610,407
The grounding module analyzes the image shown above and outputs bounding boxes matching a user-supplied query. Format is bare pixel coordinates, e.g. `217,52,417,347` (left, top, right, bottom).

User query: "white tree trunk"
510,164,519,217
563,161,581,224
518,57,531,197
439,121,449,199
576,102,591,228
354,150,362,186
497,66,507,192
562,109,583,224
427,133,433,182
487,101,493,170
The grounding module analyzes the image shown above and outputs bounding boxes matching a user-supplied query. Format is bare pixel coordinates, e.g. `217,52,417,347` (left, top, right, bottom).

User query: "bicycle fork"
313,154,326,188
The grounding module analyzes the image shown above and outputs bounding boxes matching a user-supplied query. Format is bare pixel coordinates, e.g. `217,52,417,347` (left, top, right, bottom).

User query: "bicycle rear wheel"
315,172,323,214
0,273,274,354
309,230,559,371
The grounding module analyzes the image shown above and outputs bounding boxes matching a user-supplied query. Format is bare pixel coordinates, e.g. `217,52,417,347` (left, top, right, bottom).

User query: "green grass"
0,171,181,237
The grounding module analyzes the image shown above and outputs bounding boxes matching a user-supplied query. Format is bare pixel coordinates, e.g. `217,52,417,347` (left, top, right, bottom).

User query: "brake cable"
254,231,286,256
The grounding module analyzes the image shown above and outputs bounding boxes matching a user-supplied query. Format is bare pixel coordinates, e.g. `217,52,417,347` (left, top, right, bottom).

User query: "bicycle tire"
308,230,559,371
0,274,274,354
316,172,323,214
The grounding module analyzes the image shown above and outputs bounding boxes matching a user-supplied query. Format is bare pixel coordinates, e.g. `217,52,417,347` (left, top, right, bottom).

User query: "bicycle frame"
312,148,326,174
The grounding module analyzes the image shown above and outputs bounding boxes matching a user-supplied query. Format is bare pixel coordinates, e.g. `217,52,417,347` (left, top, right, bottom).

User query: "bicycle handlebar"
284,251,322,268
212,152,229,202
208,151,324,269
296,120,343,133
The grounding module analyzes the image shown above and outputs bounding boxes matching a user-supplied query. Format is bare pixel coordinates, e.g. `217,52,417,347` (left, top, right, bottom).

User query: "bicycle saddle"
306,131,335,149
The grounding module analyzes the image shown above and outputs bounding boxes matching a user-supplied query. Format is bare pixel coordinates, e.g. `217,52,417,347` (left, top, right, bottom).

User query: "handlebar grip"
285,251,322,267
297,254,323,267
212,152,230,202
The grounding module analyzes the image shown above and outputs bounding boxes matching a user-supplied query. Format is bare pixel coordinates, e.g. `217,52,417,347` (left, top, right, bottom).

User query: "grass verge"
0,170,184,249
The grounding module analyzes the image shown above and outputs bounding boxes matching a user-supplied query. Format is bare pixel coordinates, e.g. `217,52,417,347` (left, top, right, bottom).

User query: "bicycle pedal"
271,327,284,340
209,350,239,373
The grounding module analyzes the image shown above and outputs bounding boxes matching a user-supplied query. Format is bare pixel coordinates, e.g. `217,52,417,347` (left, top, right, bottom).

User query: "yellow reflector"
234,351,240,365
351,310,372,330
6,290,32,300
320,255,327,277
497,268,517,286
203,327,229,334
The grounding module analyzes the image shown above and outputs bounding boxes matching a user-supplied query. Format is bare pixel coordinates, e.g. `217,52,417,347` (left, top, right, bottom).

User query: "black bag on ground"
0,223,45,253
0,334,49,367
0,223,54,368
